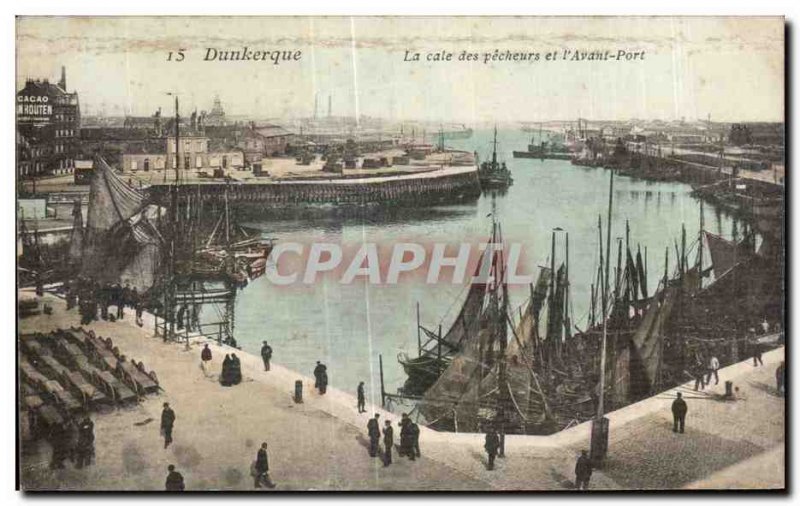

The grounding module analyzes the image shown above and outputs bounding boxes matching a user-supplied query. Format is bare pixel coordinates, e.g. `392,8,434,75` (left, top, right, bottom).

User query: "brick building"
16,66,81,178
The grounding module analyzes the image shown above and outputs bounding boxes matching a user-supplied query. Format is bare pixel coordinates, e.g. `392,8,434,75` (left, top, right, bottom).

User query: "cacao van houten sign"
17,94,53,124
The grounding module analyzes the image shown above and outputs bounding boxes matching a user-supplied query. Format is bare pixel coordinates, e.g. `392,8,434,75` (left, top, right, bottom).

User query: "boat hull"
512,151,572,160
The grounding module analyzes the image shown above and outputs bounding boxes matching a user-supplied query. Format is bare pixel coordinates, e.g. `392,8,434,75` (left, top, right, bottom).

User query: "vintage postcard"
15,16,785,491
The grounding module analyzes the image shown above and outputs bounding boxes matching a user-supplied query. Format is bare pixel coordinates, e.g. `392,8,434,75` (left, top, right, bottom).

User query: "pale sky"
16,16,784,123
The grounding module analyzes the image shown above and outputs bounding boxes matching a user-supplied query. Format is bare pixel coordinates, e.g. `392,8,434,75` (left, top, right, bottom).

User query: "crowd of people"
65,278,145,327
48,415,95,471
365,411,421,467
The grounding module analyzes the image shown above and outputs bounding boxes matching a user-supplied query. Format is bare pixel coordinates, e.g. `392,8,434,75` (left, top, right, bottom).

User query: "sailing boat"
195,202,275,283
397,221,505,397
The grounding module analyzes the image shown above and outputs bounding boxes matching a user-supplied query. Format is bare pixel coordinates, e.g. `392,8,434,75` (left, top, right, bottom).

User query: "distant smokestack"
314,93,318,119
59,66,66,91
328,94,332,118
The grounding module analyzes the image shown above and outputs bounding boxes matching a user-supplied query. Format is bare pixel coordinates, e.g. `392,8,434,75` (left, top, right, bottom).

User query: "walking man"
367,414,380,457
201,343,213,376
161,402,176,449
752,340,764,366
261,341,273,372
574,450,593,490
165,464,185,491
484,425,500,471
382,420,394,467
672,392,687,434
707,354,720,385
357,381,366,413
254,442,270,488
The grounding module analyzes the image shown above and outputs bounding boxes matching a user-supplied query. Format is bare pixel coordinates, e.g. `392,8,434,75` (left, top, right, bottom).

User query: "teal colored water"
224,128,741,406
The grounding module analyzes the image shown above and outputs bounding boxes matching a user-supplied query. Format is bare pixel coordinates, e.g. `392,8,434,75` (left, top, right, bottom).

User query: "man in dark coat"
261,341,273,371
382,420,394,467
410,421,421,458
574,450,592,490
119,282,131,320
693,359,706,391
399,413,415,460
200,343,213,376
672,392,687,434
254,442,269,488
357,381,366,413
230,354,242,385
367,414,380,457
484,425,500,470
776,361,785,394
313,361,323,391
165,464,185,491
220,354,232,386
48,423,69,470
313,361,328,394
75,416,95,469
99,284,110,320
161,402,176,448
752,340,764,366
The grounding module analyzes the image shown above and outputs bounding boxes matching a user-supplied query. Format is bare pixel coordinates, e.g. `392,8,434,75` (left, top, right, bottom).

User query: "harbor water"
227,128,742,406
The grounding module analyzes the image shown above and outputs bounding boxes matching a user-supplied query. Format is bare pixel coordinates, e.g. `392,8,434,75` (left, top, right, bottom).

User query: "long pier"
145,165,482,207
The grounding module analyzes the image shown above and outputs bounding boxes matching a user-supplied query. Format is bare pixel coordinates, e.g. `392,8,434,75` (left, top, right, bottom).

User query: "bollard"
294,380,303,403
724,381,734,398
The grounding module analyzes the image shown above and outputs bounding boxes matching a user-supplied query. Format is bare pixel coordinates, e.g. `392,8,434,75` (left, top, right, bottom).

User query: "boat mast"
492,125,498,167
598,172,613,418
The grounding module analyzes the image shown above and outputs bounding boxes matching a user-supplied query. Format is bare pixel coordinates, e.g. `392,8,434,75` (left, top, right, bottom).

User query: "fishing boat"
397,224,503,396
478,126,513,190
513,124,574,160
439,125,473,140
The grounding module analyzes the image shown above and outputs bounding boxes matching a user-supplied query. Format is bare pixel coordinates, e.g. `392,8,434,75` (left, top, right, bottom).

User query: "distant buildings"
121,129,244,174
204,95,227,126
16,66,81,178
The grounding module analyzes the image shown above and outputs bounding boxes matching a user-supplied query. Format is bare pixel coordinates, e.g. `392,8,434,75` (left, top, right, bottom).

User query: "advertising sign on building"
16,93,53,125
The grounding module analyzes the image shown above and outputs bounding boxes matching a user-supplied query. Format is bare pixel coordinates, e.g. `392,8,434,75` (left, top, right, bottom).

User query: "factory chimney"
58,66,67,91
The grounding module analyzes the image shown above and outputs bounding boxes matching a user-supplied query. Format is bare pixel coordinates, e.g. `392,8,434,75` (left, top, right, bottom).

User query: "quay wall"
145,165,482,207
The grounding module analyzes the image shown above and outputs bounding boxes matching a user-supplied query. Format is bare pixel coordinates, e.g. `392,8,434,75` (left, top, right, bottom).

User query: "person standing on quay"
672,392,687,434
574,450,593,490
201,343,213,376
254,442,270,488
75,416,95,469
357,381,366,413
776,361,785,395
230,353,243,385
693,358,706,391
165,464,185,491
367,414,381,457
261,341,273,372
313,361,328,394
382,420,394,467
707,354,720,385
410,420,421,458
161,402,176,449
752,339,764,367
484,425,500,471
